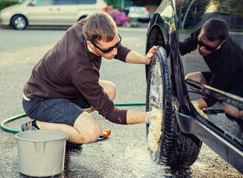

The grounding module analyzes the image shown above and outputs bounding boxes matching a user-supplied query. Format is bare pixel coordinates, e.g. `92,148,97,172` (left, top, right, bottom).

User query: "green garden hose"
0,102,146,133
0,113,27,133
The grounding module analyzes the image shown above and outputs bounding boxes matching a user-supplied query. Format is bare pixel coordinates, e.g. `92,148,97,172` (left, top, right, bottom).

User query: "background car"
0,0,106,30
127,2,150,22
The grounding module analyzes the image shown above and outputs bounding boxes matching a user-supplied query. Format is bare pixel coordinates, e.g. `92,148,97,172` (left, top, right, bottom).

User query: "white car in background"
128,3,150,22
0,0,106,30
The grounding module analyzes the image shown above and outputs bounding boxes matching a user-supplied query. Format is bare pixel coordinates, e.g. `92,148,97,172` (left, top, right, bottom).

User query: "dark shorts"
201,71,212,84
22,95,91,126
201,71,243,119
201,71,243,97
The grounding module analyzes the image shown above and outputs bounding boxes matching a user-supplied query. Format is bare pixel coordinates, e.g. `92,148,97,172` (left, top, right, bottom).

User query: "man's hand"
191,100,208,119
192,98,208,108
145,109,162,123
125,46,157,64
145,46,157,65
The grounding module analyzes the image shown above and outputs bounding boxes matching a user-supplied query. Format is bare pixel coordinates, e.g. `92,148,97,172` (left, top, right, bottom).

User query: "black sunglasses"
197,38,221,51
92,34,122,54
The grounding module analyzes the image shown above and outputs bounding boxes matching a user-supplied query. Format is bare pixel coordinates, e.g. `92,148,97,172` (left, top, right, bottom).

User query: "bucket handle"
34,142,46,154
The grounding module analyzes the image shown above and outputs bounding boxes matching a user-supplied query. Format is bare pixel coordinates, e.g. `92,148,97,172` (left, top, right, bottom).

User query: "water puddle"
123,147,192,178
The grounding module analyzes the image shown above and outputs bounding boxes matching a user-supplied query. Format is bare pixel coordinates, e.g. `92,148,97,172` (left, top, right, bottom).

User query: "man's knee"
185,72,207,93
100,80,116,100
74,112,102,144
223,103,241,119
185,72,205,83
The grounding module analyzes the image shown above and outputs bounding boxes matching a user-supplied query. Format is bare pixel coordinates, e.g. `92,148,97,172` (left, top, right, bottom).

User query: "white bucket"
15,130,68,177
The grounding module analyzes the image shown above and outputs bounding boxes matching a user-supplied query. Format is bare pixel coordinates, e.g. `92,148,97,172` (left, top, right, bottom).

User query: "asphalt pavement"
0,23,242,178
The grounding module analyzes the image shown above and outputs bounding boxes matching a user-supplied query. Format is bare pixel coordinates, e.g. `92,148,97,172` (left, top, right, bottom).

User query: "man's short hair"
83,11,117,44
202,18,229,41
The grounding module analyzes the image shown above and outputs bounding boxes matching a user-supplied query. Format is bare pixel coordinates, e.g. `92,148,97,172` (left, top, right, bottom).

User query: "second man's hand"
145,46,158,65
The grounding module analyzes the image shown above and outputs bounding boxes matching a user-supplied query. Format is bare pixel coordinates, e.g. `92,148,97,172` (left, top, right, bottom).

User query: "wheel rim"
14,17,26,29
149,58,163,111
147,49,165,156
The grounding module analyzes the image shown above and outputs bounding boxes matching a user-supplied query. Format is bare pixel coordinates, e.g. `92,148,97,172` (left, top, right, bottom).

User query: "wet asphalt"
0,23,242,178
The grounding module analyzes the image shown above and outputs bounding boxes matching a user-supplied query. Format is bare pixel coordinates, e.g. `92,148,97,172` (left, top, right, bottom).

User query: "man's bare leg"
222,103,243,119
185,72,207,94
99,80,116,100
37,112,102,144
35,80,116,144
185,72,209,108
186,73,243,117
84,80,116,113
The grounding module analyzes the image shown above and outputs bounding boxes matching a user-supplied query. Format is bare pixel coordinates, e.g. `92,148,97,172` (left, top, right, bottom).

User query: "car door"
53,0,79,25
27,0,55,25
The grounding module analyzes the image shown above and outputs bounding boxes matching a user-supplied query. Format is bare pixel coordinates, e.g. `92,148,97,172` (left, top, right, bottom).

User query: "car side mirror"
28,1,35,6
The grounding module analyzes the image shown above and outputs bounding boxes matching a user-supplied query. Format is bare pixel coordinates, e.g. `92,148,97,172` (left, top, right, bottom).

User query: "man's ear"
86,40,94,48
220,40,226,46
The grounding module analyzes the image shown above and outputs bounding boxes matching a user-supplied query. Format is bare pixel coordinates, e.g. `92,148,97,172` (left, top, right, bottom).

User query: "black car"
145,0,243,173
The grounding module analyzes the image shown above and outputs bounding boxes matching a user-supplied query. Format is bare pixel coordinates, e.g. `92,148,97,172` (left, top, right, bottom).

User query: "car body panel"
146,0,243,173
27,4,55,25
0,4,27,25
0,0,106,27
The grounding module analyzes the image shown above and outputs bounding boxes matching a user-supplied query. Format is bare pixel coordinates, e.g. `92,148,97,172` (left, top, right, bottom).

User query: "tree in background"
0,0,18,11
214,0,243,16
178,0,211,30
178,0,243,30
104,0,128,11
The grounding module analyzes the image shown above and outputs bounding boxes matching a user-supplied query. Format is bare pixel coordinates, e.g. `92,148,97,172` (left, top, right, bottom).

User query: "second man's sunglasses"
92,34,122,54
197,38,222,51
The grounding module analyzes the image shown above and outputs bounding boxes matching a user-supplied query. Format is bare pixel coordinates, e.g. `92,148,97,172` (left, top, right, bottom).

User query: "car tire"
146,46,201,168
11,15,27,30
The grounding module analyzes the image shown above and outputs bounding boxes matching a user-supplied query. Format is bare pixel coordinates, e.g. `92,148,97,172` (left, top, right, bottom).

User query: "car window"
32,0,54,6
54,0,76,5
53,0,96,5
77,0,96,4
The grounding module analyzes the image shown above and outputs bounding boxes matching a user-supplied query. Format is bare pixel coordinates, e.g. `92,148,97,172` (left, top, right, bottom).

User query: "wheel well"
146,25,165,80
146,25,165,53
10,14,28,26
